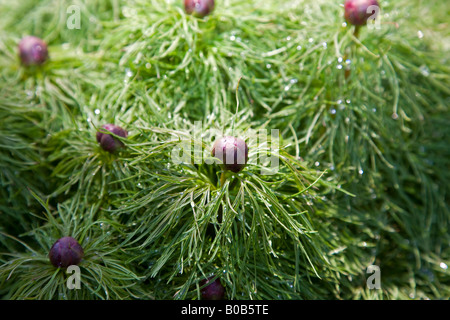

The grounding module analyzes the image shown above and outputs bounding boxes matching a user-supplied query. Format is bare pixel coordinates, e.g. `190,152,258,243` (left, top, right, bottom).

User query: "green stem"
220,171,227,187
345,26,360,81
354,26,360,39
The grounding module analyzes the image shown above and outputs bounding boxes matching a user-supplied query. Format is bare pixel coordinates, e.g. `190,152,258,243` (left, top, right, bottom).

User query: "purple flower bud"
18,36,49,66
49,237,84,268
184,0,215,18
200,277,225,300
344,0,380,26
96,124,128,153
212,136,248,173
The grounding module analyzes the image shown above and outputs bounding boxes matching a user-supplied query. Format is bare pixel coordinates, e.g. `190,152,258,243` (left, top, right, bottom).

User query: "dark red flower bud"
49,237,84,268
212,136,248,173
184,0,215,18
18,36,49,66
96,124,128,153
344,0,380,26
200,277,225,300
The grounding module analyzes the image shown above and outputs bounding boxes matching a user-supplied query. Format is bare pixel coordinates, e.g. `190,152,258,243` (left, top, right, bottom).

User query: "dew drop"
330,108,336,115
315,161,320,167
35,86,42,96
94,108,100,115
286,36,292,41
417,30,424,39
296,45,302,50
440,262,448,270
342,22,347,27
230,35,236,41
419,65,430,77
337,64,343,69
392,112,399,120
266,63,272,69
359,169,364,175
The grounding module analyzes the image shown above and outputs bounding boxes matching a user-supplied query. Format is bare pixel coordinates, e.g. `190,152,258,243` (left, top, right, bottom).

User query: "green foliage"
0,0,449,300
